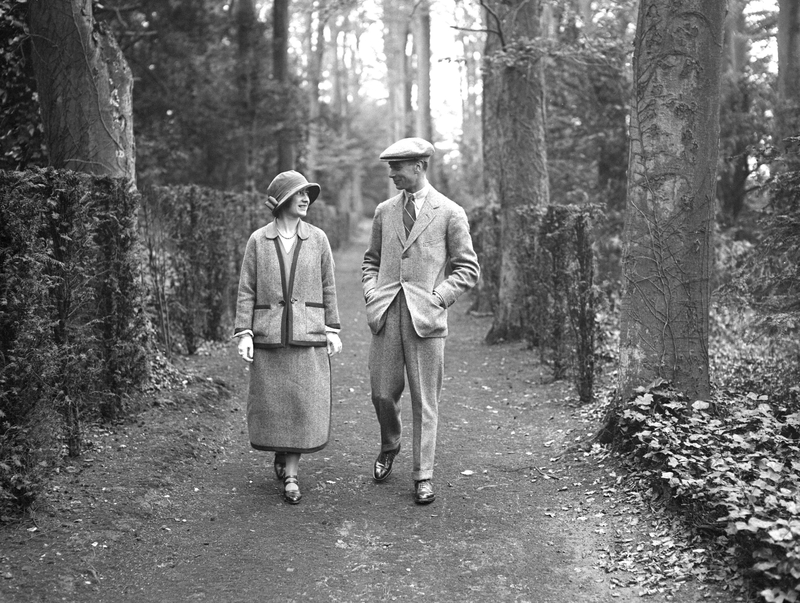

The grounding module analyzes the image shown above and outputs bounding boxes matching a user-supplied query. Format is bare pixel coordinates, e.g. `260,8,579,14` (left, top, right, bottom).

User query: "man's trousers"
369,291,445,482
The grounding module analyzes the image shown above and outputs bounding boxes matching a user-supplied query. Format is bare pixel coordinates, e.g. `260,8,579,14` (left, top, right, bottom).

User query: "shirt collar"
405,184,430,203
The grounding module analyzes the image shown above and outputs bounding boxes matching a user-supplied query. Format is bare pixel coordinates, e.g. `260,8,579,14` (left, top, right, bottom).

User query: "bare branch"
479,0,505,48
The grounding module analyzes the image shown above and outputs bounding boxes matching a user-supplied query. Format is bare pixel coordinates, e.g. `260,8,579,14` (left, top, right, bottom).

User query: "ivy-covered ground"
0,226,764,603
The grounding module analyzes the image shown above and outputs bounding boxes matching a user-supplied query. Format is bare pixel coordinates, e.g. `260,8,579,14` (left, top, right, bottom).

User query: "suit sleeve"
361,204,384,297
434,206,480,308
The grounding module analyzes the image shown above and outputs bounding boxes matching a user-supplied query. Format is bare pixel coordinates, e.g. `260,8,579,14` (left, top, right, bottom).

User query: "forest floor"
0,221,750,603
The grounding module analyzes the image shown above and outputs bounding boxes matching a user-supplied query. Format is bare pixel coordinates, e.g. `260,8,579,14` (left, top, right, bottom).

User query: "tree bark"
28,0,135,185
273,0,295,172
455,3,484,209
382,0,414,197
236,0,260,192
383,0,406,143
415,0,432,143
617,0,726,403
305,4,327,182
777,0,800,167
483,0,550,344
717,0,751,222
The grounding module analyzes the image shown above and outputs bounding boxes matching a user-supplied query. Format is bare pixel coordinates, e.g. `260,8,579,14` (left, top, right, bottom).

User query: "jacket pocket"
252,304,282,340
305,302,326,335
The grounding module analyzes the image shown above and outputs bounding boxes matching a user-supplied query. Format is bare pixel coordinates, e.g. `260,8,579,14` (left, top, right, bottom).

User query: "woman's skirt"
247,345,331,453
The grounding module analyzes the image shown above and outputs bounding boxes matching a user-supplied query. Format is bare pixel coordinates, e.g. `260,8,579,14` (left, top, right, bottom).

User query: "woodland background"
1,1,799,602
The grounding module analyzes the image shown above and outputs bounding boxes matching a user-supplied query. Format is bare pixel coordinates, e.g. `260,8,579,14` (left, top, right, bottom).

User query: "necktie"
403,194,416,238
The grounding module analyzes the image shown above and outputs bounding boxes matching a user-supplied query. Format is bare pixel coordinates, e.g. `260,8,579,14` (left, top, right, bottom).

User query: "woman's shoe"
283,476,301,505
273,454,286,480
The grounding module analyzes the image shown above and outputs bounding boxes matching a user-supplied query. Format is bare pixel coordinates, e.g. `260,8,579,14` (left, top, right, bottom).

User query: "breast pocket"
422,236,445,248
421,236,446,262
305,302,326,335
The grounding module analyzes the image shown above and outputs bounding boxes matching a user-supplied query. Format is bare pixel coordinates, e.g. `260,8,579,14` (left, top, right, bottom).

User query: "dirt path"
1,222,733,603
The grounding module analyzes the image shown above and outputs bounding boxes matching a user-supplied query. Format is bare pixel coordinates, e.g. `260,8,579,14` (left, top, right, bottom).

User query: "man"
362,137,480,504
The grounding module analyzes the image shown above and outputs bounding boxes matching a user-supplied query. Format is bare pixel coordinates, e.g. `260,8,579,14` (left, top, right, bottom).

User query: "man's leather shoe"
414,480,435,504
373,445,400,482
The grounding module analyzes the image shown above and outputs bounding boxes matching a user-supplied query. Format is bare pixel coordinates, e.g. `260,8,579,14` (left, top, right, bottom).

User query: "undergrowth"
613,376,799,603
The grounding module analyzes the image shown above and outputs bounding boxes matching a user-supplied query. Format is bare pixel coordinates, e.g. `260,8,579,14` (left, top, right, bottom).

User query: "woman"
233,170,342,504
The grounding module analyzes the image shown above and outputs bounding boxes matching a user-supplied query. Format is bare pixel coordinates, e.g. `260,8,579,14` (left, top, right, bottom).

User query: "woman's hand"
326,332,342,356
238,335,254,363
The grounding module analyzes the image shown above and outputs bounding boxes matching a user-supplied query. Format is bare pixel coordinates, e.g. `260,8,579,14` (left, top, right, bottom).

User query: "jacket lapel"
390,194,405,244
403,188,440,250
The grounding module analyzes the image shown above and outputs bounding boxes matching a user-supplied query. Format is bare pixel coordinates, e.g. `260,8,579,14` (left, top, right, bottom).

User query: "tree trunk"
273,0,295,172
617,0,726,403
28,0,135,185
415,0,432,143
483,0,550,345
777,0,800,167
577,0,594,36
715,0,751,223
305,6,327,182
455,3,484,209
415,0,433,185
382,0,414,196
236,0,260,192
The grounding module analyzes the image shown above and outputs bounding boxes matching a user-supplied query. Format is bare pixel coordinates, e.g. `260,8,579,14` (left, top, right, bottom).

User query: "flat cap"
379,137,435,162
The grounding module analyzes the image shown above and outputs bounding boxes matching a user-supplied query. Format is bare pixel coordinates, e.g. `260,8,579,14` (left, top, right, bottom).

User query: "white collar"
405,184,430,203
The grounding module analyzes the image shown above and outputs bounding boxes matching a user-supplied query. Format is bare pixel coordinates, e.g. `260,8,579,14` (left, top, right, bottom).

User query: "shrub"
466,205,501,314
468,204,602,402
0,167,149,511
518,204,602,402
614,381,799,603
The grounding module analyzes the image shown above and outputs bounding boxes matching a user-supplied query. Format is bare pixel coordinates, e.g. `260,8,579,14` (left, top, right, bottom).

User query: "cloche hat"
379,137,435,162
265,170,321,215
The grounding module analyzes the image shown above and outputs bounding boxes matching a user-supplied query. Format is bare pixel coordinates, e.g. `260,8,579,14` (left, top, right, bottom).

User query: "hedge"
1,168,149,510
468,203,602,402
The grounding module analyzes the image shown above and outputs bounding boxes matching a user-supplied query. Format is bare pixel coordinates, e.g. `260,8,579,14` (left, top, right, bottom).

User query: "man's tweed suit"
362,186,479,481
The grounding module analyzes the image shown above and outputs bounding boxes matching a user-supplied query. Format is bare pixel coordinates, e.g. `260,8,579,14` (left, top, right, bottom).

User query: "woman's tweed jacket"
234,220,340,347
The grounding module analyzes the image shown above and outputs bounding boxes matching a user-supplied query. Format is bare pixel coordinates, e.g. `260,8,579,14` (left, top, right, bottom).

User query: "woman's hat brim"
272,182,321,214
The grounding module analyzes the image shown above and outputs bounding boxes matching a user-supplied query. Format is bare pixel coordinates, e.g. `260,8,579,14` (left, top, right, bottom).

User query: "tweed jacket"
234,220,340,349
362,186,480,337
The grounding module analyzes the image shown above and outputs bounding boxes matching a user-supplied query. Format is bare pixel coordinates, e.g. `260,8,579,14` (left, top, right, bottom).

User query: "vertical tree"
304,2,328,182
777,0,800,167
483,0,550,344
274,0,295,171
28,0,135,184
235,0,263,191
382,0,413,148
452,0,484,207
617,0,726,403
415,0,433,144
716,0,764,224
